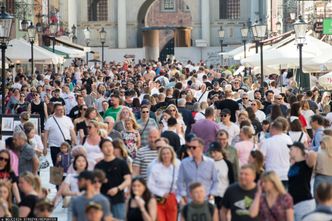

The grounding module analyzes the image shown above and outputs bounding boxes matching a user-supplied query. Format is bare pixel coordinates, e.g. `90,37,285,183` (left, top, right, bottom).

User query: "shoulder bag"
156,165,175,204
53,116,72,145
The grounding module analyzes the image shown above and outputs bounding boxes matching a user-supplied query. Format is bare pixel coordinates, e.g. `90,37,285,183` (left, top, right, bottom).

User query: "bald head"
148,127,160,148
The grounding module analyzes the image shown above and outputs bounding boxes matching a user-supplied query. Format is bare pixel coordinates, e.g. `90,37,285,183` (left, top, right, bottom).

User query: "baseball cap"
208,141,222,152
221,108,231,115
287,142,305,153
85,201,102,213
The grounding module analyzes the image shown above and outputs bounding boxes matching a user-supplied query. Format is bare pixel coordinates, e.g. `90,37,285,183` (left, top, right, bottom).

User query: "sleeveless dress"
31,101,46,132
127,198,145,221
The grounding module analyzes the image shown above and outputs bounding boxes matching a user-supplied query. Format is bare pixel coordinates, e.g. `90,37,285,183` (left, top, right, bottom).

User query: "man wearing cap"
71,170,112,221
288,142,316,221
191,107,221,152
214,90,239,123
103,94,122,120
50,88,65,106
218,108,240,146
208,81,223,102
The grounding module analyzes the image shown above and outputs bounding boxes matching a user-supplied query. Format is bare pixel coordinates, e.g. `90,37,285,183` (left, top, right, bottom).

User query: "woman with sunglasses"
114,106,136,132
83,120,103,162
29,92,48,133
127,176,157,221
0,150,21,204
78,107,102,144
15,93,30,115
74,105,88,132
165,104,186,142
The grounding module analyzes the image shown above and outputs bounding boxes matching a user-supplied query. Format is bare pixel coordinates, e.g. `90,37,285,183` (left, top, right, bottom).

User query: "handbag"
53,116,72,145
49,166,64,185
156,165,175,205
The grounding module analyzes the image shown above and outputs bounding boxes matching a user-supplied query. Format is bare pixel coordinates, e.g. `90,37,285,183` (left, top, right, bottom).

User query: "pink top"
235,140,255,166
9,150,19,176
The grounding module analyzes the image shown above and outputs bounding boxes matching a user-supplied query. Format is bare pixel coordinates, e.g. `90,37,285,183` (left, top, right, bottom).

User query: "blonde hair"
157,145,176,165
241,126,253,139
261,171,286,195
166,104,183,120
116,106,135,122
124,117,140,130
20,172,41,194
0,181,13,209
321,136,332,157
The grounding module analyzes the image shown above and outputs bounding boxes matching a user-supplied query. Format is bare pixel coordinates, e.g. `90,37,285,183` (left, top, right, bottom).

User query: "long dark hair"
0,150,11,172
130,176,152,209
270,104,283,121
72,154,88,171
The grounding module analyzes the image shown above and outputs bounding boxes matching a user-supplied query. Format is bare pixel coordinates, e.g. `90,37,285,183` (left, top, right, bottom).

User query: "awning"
53,45,86,58
42,46,70,59
55,36,91,52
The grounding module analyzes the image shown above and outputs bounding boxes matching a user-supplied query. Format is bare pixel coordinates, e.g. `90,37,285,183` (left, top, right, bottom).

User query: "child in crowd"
56,142,72,179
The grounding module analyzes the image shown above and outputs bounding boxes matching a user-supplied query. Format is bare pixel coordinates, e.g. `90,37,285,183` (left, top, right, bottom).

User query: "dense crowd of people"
0,59,332,221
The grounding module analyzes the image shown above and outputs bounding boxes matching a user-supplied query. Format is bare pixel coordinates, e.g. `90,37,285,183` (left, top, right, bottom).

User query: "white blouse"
147,160,180,197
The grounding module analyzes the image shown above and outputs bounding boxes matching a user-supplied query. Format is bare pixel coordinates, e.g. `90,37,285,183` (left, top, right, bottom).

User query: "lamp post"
99,27,106,65
0,6,13,114
253,20,267,96
49,22,57,52
27,23,36,76
293,16,307,91
219,26,225,67
83,27,91,65
251,21,259,54
71,25,77,43
240,24,249,58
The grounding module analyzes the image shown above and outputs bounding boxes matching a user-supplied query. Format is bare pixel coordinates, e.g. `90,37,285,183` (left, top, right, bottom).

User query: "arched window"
88,0,108,21
220,0,240,19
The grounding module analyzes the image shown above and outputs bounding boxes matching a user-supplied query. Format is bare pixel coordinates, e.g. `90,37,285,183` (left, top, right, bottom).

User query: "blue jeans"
111,203,125,220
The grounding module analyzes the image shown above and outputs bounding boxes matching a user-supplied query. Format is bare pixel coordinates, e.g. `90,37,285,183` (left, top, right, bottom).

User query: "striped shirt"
133,146,158,180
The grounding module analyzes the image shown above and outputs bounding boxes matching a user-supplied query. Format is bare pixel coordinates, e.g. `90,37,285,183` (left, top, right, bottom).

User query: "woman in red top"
249,171,294,221
290,102,307,129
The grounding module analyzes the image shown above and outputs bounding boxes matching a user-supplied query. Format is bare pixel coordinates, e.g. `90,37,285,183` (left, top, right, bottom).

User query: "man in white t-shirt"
44,103,76,166
218,109,240,145
260,120,292,187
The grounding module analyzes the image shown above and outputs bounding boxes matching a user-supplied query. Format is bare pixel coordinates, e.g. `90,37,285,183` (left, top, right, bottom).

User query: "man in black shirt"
69,94,85,119
221,164,258,221
215,90,239,123
50,89,65,106
208,81,223,101
262,90,274,114
94,138,131,220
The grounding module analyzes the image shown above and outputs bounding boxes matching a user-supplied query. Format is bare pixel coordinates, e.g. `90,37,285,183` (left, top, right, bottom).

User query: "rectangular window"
220,0,240,19
6,0,15,14
162,0,176,12
88,0,108,21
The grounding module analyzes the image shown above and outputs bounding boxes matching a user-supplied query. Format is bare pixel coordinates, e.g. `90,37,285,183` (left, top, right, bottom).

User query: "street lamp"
253,20,267,96
251,21,259,54
20,19,29,31
27,23,36,76
49,22,57,52
71,25,77,43
99,27,106,65
240,24,249,58
293,15,307,91
83,27,91,65
0,6,13,114
218,26,225,52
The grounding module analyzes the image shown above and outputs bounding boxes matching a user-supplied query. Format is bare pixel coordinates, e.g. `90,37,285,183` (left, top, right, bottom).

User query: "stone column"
67,0,77,29
174,27,192,47
201,0,210,46
118,0,127,48
143,29,159,61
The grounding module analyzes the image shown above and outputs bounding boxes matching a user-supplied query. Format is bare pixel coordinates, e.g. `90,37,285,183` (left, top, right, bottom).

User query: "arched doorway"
137,0,193,61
